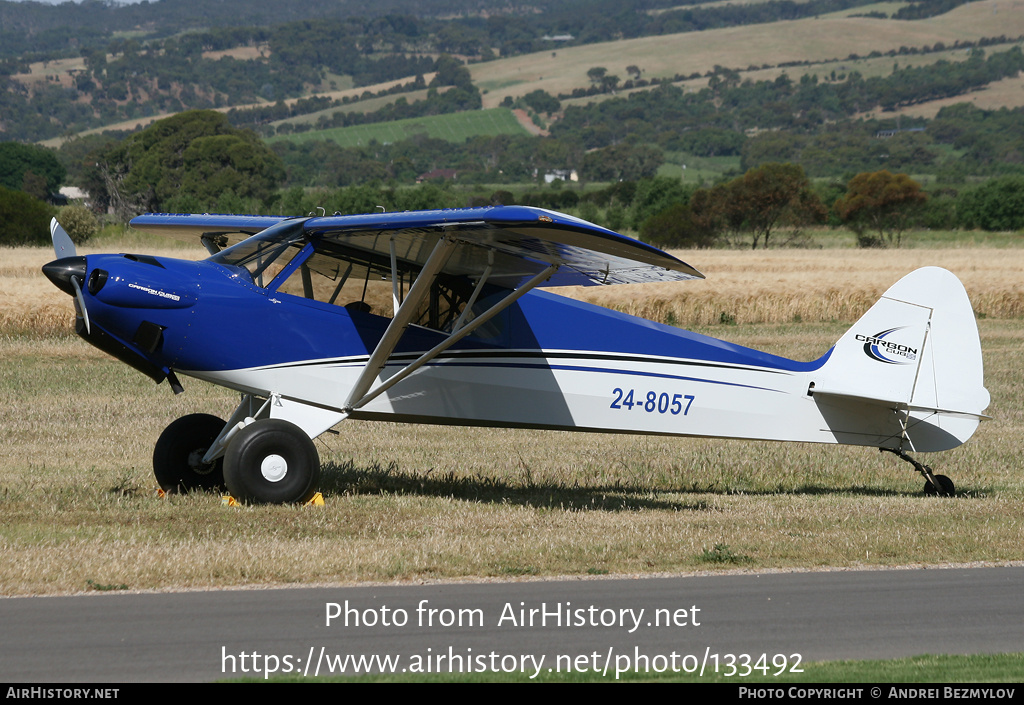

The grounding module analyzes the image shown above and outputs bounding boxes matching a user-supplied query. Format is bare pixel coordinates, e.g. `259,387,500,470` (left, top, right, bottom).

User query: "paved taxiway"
1,566,1021,682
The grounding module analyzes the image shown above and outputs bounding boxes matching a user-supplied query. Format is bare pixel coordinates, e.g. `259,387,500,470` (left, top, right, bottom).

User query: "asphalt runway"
1,566,1021,682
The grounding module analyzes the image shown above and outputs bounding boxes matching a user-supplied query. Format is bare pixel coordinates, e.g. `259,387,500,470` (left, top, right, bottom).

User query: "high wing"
130,206,703,287
130,213,289,255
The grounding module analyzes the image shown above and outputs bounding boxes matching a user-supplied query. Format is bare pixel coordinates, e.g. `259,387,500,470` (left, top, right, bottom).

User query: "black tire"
923,474,955,497
223,419,320,504
153,413,226,493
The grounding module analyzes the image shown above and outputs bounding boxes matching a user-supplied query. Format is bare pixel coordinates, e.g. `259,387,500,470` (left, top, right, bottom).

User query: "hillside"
8,0,1022,149
470,0,1024,107
3,0,1024,209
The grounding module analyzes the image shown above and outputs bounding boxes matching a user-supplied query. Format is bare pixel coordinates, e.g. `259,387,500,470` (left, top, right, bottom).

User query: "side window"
276,256,394,315
270,240,503,340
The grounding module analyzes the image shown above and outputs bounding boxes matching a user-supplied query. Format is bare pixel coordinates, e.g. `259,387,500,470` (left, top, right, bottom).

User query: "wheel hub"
187,448,214,475
260,454,288,482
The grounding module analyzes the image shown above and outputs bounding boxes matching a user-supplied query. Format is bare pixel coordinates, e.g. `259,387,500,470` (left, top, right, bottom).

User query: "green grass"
248,652,1024,682
270,108,528,148
658,154,742,184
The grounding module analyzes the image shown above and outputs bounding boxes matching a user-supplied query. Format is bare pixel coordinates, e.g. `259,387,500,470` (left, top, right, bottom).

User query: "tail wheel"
153,413,226,493
223,419,320,504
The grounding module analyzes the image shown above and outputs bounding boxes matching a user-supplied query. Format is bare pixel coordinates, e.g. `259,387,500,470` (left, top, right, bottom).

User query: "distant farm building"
416,169,458,183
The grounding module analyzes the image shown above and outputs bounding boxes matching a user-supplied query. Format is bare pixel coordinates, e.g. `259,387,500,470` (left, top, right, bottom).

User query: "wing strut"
343,257,558,414
343,236,458,412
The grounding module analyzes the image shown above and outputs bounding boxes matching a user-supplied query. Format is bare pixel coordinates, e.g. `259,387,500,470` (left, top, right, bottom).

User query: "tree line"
5,119,1024,251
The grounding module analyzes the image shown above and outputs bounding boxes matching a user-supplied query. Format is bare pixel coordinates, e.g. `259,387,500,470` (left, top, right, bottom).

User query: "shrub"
0,186,52,247
56,204,99,245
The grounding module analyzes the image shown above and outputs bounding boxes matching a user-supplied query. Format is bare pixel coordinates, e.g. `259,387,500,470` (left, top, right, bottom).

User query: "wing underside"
130,206,703,288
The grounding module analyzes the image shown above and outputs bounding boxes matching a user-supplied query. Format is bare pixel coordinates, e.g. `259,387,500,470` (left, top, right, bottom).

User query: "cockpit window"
211,222,502,338
274,248,473,329
207,218,308,288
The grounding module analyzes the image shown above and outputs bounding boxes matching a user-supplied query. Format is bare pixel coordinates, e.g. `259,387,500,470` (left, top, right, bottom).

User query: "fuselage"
60,251,877,447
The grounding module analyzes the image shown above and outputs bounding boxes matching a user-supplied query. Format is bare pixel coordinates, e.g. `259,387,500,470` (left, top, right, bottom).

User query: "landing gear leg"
880,447,955,497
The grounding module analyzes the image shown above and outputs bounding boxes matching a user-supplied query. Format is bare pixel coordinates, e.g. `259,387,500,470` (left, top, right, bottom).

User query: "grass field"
273,88,438,126
269,108,528,147
1,243,1022,596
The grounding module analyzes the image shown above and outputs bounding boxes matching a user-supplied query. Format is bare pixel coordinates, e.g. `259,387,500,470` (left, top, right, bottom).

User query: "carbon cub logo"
855,327,918,364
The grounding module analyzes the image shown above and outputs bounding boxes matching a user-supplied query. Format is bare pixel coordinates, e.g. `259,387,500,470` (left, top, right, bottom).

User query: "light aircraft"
42,206,989,503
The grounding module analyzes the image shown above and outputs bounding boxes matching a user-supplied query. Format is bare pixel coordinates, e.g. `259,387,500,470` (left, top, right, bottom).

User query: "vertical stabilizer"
811,267,989,451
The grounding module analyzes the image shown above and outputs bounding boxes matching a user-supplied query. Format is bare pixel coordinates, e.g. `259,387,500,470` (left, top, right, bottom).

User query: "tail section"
810,267,989,452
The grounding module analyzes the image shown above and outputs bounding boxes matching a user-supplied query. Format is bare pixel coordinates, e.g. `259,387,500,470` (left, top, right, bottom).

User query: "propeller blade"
50,218,76,258
70,275,91,335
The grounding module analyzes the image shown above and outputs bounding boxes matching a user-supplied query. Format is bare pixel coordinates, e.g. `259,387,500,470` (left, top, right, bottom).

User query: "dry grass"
0,320,1020,596
554,248,1024,328
1,243,1022,595
202,46,267,62
11,245,1024,336
879,74,1024,119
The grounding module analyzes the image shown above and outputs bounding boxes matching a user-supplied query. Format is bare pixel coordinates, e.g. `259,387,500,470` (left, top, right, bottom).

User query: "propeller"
50,217,76,258
42,218,90,334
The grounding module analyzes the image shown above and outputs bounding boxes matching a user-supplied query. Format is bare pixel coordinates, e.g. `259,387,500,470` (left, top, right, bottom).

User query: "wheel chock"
219,493,323,506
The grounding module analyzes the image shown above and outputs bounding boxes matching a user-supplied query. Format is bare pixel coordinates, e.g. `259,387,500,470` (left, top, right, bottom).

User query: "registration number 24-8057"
610,389,695,415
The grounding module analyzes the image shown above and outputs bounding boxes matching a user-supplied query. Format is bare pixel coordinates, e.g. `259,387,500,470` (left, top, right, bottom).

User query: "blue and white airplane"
42,207,989,503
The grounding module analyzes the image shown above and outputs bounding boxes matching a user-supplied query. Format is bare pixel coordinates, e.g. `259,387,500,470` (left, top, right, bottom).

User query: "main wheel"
153,413,226,493
223,419,320,504
923,474,955,497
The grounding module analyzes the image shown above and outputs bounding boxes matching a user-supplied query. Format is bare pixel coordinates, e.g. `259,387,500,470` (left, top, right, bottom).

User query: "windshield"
207,218,309,287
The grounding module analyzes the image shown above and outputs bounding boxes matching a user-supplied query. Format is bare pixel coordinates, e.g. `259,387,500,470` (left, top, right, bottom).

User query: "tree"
0,186,52,247
958,175,1024,231
639,202,718,249
92,111,284,216
600,74,620,93
834,170,927,247
580,143,663,182
521,89,560,114
0,142,66,195
629,176,690,229
729,163,825,249
57,204,99,245
586,66,608,87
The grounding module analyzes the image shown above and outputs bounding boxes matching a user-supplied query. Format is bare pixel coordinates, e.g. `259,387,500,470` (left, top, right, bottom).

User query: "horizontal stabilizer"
809,385,992,420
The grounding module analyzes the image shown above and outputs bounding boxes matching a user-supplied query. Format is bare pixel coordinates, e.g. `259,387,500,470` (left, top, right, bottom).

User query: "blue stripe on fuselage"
95,257,830,375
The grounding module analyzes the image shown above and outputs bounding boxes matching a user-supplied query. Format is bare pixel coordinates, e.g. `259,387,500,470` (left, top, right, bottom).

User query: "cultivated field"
1,242,1022,595
269,107,528,148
